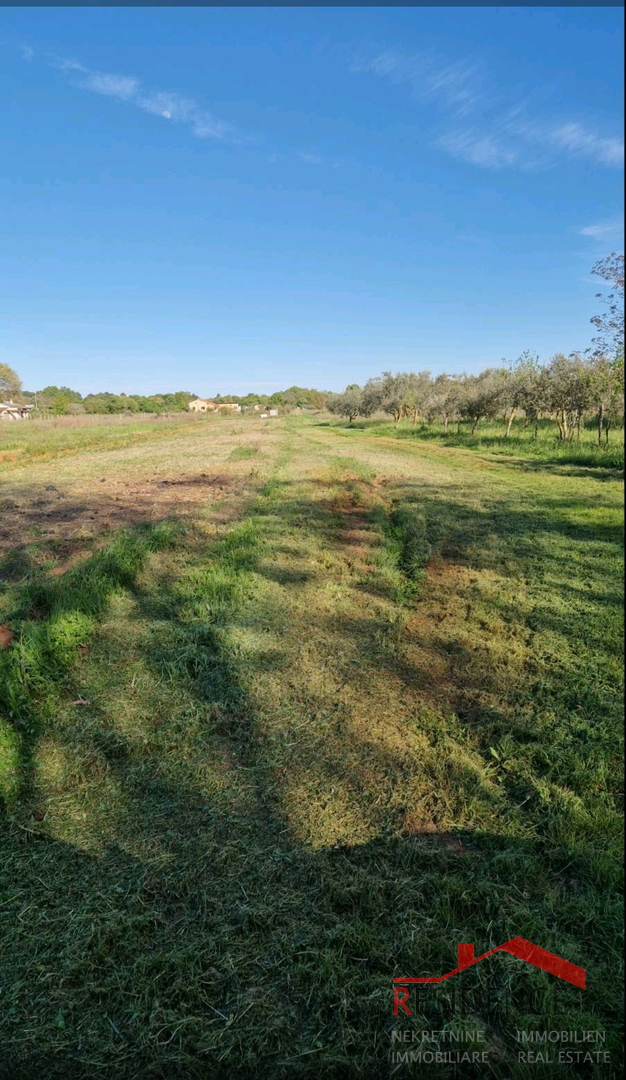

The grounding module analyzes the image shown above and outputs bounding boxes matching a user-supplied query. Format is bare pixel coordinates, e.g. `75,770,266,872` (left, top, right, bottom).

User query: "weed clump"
389,506,432,580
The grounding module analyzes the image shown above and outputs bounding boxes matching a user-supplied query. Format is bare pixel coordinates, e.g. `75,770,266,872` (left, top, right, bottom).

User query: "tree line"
0,381,328,417
327,254,624,445
2,252,622,441
327,351,623,444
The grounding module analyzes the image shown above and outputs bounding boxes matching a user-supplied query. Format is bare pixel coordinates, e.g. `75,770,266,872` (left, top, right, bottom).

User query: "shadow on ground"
0,473,622,1079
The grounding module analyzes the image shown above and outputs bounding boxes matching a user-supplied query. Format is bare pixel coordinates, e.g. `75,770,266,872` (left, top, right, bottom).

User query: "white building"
0,400,34,421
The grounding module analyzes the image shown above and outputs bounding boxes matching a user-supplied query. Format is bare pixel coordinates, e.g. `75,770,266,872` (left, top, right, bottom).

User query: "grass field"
0,412,212,469
337,417,625,472
0,413,623,1078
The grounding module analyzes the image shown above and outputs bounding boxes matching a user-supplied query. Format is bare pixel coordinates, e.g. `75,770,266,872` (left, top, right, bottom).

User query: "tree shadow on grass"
0,479,622,1079
490,457,623,482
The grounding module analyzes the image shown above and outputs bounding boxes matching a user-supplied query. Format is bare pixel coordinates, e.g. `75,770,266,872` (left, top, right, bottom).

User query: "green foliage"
81,391,196,415
0,362,22,400
327,384,369,423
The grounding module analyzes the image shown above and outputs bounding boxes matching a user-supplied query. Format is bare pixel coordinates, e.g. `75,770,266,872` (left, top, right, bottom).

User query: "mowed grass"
335,416,625,472
0,412,236,469
0,415,622,1079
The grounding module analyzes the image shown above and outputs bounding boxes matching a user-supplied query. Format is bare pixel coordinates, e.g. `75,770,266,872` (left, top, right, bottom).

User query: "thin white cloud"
350,48,481,117
82,72,139,101
437,131,519,169
504,113,624,168
20,45,34,61
52,57,88,75
191,115,233,140
578,220,624,242
437,113,623,172
351,45,622,172
546,122,623,167
52,55,235,141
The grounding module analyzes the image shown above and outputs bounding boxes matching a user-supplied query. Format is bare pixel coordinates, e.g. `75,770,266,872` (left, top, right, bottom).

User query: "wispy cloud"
19,44,34,61
350,45,622,172
503,113,624,168
434,112,623,172
437,131,520,170
50,55,236,141
350,48,481,117
82,71,139,101
578,219,624,242
544,122,623,167
53,57,87,75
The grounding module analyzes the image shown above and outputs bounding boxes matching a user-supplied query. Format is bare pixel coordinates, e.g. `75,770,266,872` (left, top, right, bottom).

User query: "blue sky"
1,5,623,396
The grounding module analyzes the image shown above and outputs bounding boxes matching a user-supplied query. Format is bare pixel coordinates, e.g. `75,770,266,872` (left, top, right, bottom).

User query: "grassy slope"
0,415,623,1079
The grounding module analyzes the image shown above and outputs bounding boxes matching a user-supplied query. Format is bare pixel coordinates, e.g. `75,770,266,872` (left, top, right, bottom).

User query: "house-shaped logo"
394,937,585,1015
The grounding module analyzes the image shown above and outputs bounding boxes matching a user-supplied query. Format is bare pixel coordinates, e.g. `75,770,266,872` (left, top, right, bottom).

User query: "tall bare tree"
590,253,624,361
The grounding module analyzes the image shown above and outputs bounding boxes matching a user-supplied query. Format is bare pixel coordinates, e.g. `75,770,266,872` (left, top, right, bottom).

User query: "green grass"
0,413,216,470
0,416,622,1078
336,417,625,472
228,445,261,461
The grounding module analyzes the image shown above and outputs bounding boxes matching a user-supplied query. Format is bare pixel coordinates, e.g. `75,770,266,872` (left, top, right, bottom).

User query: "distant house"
267,408,279,417
216,402,242,413
188,398,216,413
0,400,34,421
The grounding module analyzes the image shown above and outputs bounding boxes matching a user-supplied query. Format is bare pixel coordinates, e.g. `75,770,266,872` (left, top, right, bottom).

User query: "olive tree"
588,354,624,445
502,352,542,436
327,384,370,424
545,353,593,441
458,369,506,434
425,373,463,433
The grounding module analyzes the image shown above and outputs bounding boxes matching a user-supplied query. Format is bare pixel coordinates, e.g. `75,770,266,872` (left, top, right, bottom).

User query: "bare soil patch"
0,471,238,572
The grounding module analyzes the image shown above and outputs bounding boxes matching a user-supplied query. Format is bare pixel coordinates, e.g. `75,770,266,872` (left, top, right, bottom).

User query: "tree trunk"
472,417,480,435
443,417,449,434
457,420,461,434
505,408,517,438
597,402,604,447
605,416,611,445
534,421,538,440
557,410,568,441
576,413,582,441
